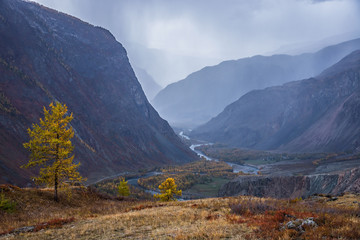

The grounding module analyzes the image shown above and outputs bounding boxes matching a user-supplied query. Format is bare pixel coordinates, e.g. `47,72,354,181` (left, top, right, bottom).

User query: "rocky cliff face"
192,50,360,153
219,168,360,199
0,0,196,185
153,38,360,128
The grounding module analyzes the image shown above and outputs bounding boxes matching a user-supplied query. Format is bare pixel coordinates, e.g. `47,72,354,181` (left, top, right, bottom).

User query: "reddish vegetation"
33,217,75,232
1,185,359,239
227,197,360,239
129,203,165,212
1,217,75,236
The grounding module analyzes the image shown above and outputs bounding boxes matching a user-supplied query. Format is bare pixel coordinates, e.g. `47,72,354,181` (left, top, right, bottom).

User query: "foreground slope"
153,38,360,127
0,0,196,185
192,50,360,152
1,186,359,239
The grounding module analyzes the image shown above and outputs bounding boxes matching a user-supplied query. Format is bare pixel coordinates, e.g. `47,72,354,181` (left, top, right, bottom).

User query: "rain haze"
31,0,360,87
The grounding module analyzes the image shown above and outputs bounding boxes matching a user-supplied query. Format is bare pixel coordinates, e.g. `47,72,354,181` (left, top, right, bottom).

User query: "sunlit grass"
1,184,359,239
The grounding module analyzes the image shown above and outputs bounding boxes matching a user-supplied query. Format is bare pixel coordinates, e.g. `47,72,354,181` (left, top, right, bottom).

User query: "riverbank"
182,132,260,175
91,133,260,200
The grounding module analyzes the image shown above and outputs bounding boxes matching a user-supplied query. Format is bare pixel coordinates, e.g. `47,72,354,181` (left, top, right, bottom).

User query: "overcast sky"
31,0,360,86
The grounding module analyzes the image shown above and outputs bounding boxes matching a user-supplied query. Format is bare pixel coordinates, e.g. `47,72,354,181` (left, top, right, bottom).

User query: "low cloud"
32,0,360,86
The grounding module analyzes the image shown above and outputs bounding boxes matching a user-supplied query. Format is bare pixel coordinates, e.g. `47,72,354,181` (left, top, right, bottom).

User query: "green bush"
0,193,16,213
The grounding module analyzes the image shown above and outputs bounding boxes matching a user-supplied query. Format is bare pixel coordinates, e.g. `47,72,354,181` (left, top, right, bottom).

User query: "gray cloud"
31,0,360,86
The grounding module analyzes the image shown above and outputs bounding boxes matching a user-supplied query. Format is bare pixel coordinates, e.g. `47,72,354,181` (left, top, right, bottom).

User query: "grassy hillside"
1,185,359,239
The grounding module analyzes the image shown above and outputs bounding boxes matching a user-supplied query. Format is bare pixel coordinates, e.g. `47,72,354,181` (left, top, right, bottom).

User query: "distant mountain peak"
191,50,360,153
153,38,360,128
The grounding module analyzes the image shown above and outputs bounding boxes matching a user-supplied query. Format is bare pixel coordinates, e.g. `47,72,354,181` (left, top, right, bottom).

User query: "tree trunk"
54,133,59,202
54,172,58,202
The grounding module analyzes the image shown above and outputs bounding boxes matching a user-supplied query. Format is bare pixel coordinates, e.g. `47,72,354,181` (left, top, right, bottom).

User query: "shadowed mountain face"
0,0,196,185
191,50,360,153
153,38,360,128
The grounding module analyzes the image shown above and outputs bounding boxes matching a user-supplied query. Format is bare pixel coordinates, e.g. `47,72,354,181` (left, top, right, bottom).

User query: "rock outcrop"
0,0,196,185
219,168,360,199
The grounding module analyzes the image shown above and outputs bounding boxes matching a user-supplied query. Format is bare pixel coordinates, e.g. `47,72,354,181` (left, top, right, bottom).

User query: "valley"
1,0,360,239
196,144,360,176
188,138,360,199
91,130,360,201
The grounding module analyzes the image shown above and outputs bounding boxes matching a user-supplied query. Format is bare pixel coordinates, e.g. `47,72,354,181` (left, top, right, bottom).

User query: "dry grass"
3,197,251,239
0,185,142,234
1,184,359,239
227,194,360,239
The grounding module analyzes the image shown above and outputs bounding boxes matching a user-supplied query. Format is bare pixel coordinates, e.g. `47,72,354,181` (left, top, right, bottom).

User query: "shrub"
0,193,16,213
355,203,360,217
229,199,277,215
34,217,75,231
289,197,302,204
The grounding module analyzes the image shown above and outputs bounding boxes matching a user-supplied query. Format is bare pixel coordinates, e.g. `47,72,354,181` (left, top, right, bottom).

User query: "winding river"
181,131,259,174
123,132,259,196
127,171,161,195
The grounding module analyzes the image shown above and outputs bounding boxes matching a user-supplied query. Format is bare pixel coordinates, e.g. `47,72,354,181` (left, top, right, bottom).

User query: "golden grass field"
1,185,359,239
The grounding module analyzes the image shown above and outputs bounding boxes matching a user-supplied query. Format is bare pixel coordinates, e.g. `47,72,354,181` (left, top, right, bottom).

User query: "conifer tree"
118,178,130,197
154,178,182,201
23,102,85,201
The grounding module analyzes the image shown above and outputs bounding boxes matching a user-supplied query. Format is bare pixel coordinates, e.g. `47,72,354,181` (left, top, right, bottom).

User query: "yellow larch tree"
23,102,85,201
154,178,182,201
118,178,130,197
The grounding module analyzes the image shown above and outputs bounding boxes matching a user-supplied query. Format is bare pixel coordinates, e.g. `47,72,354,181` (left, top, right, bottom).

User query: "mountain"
191,50,360,153
133,66,162,101
0,0,196,186
153,38,360,128
124,41,221,90
269,31,360,56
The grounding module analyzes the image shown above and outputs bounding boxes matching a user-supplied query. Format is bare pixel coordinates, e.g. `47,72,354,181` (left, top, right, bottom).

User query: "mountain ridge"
153,38,360,128
191,50,360,153
0,0,196,185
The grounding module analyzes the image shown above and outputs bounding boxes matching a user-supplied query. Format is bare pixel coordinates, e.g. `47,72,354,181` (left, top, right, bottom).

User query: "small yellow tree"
118,178,130,197
154,178,182,201
23,102,85,201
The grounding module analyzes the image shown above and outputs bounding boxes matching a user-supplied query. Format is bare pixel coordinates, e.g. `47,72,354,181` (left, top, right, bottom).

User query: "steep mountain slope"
153,38,360,128
0,0,196,185
133,66,162,101
191,50,360,153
